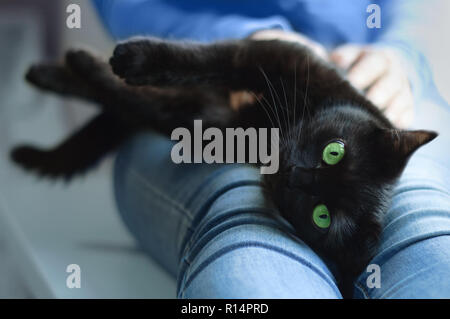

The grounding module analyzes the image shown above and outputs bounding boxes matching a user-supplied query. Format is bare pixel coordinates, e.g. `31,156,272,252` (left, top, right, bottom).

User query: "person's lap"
114,134,342,298
113,86,450,298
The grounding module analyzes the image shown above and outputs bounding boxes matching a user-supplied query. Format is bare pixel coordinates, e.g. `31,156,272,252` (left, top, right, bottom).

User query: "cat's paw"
10,146,75,180
110,42,148,85
65,50,94,73
65,50,111,80
110,39,166,86
25,64,71,93
11,145,48,172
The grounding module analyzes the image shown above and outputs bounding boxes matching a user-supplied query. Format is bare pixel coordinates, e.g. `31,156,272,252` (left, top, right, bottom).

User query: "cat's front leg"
109,37,315,92
109,37,242,87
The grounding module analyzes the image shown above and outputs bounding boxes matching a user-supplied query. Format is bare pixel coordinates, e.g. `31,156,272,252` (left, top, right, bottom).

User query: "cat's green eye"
322,141,345,165
312,204,331,229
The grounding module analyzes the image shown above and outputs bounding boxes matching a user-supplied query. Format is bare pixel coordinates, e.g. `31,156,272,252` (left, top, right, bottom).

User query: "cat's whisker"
259,93,288,148
259,69,283,133
269,74,290,140
250,91,277,131
293,60,298,142
280,77,294,145
249,91,287,150
301,73,312,125
258,67,287,146
269,76,289,131
297,55,310,142
251,103,278,151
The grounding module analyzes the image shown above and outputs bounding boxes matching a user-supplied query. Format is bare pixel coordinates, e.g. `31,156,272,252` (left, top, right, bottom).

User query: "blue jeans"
113,86,450,298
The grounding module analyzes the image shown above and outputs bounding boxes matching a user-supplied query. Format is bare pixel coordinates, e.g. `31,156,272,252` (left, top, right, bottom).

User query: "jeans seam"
178,258,191,299
175,166,237,258
130,168,195,259
177,218,284,294
129,168,193,220
354,282,371,299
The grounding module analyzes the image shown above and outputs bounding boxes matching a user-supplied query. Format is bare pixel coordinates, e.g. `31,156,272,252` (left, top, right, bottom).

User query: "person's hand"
330,45,414,128
250,29,329,61
233,29,328,110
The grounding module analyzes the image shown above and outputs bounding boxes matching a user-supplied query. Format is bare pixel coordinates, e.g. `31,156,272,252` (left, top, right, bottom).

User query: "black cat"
11,38,437,297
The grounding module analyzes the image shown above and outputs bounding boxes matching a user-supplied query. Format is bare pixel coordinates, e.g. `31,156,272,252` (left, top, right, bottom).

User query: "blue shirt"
92,0,434,99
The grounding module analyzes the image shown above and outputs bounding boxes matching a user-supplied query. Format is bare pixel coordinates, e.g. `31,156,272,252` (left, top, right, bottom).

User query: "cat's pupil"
330,151,338,156
319,214,328,219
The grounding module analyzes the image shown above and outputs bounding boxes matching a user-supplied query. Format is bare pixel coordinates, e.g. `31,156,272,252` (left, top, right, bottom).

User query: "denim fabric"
114,137,342,298
113,86,450,298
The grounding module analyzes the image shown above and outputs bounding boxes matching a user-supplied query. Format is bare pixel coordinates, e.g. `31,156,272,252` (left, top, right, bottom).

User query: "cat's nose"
295,167,314,186
288,166,317,194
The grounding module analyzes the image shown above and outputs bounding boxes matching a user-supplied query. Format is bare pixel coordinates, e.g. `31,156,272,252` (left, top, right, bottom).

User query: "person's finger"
292,35,328,60
330,45,365,70
366,68,405,109
251,29,329,60
307,42,329,61
383,87,414,128
396,106,414,129
388,102,412,129
347,51,390,90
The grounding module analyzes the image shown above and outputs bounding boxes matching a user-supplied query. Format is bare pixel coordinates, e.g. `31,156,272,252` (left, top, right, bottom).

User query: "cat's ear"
376,129,438,178
382,129,437,158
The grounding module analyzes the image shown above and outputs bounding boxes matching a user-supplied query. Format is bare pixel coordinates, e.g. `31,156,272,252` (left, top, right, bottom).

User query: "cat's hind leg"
14,51,139,180
25,63,98,101
64,49,122,91
25,49,124,106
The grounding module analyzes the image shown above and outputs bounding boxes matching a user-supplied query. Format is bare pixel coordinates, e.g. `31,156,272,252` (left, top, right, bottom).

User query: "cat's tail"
11,112,134,180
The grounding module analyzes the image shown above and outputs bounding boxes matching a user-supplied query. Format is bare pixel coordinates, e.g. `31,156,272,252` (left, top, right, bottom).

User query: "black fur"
10,38,437,297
